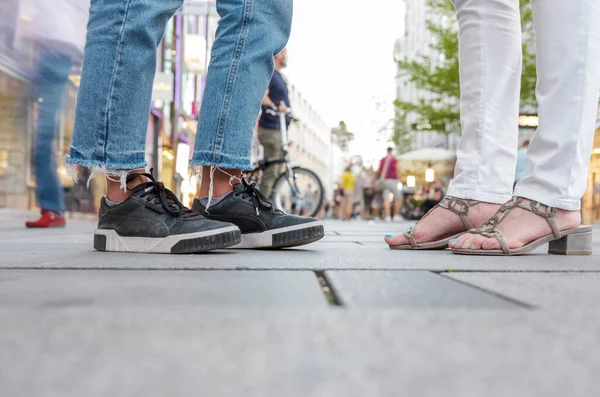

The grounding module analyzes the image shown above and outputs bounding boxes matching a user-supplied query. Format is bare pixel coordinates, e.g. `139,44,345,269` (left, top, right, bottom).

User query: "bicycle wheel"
272,167,324,217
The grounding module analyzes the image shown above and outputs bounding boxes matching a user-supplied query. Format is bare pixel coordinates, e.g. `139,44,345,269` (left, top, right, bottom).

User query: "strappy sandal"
388,196,481,250
452,197,593,256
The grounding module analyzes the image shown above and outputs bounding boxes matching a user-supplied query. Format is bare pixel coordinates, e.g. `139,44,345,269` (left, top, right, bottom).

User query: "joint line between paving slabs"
6,267,600,273
314,271,344,307
436,272,536,309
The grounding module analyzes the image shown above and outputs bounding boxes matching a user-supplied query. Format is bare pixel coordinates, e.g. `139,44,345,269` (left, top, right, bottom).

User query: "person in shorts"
377,147,402,221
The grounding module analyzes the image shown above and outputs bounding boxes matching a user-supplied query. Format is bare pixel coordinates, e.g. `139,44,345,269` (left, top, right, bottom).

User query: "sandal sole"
452,226,592,256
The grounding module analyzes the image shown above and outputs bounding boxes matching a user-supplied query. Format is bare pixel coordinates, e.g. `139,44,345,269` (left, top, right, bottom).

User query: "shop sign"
152,72,174,101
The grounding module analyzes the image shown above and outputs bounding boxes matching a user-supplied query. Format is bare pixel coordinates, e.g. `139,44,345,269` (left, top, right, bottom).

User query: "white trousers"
447,0,600,210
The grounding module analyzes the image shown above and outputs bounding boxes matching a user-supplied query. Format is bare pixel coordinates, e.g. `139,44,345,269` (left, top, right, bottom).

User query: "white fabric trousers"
447,0,600,210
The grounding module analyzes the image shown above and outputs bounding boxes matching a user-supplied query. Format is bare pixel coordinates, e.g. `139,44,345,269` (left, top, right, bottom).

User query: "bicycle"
247,104,325,218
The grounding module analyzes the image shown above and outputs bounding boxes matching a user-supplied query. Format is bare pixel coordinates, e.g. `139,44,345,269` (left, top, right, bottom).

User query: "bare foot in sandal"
450,197,583,254
384,197,501,249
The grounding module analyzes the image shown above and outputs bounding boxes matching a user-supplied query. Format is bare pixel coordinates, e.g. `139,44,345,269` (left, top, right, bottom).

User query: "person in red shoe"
25,211,66,228
23,0,89,229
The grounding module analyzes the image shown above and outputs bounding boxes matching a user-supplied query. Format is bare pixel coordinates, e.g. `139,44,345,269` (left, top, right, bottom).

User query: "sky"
285,0,405,165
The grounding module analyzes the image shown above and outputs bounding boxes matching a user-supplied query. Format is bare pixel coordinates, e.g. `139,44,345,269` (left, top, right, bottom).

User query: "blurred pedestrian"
340,166,356,221
24,0,90,228
361,167,376,218
419,181,445,214
371,193,382,220
66,0,321,253
377,147,401,222
514,140,530,187
385,0,599,256
258,48,290,199
332,187,343,219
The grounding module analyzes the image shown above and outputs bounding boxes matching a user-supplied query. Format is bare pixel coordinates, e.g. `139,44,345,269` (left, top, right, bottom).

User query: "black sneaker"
94,171,241,254
192,179,324,249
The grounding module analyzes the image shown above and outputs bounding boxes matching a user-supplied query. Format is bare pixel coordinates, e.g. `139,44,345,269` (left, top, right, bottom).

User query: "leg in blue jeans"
67,0,185,176
190,0,293,171
33,49,72,214
67,0,293,183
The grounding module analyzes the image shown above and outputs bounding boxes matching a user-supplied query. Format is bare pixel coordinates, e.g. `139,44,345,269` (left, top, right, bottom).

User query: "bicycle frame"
249,105,325,217
277,110,302,197
251,107,302,198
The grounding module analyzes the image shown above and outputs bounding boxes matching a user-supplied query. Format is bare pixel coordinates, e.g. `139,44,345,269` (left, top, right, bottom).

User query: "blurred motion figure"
23,0,90,228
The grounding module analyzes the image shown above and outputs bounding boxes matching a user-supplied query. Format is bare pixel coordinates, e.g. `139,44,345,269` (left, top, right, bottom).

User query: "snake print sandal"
388,196,481,250
452,197,592,256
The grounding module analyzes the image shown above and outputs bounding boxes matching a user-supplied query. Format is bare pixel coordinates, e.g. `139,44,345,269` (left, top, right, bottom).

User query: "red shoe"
25,211,66,228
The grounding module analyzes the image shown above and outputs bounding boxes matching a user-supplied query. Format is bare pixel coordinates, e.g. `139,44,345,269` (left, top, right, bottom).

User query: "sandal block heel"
548,227,593,256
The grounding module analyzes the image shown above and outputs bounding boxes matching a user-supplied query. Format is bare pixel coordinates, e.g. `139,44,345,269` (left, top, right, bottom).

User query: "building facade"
582,108,600,224
0,66,32,209
395,0,460,151
286,81,339,201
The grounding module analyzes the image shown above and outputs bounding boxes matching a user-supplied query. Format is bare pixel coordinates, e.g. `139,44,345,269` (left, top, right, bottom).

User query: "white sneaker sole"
94,226,241,254
233,221,324,249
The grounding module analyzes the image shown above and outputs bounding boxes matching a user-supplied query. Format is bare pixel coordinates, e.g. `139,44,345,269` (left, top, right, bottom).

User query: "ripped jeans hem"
64,156,147,190
189,152,254,172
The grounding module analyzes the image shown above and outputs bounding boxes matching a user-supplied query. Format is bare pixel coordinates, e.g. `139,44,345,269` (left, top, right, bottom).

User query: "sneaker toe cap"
171,218,238,235
272,214,318,230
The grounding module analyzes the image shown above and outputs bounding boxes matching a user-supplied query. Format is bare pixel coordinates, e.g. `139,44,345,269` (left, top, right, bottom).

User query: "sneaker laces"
237,178,276,215
127,170,199,219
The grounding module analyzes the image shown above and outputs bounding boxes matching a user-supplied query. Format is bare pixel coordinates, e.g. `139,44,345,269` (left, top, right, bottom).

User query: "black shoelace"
127,170,198,219
237,178,276,215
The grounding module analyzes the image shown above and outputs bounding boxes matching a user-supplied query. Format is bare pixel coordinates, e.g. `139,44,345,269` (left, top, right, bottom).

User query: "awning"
397,148,456,162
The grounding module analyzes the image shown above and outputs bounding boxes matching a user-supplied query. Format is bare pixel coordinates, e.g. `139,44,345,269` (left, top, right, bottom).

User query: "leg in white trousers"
447,0,600,211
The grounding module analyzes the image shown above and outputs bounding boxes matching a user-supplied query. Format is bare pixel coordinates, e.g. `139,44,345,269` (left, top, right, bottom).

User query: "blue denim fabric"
67,0,293,174
67,0,184,171
190,0,293,171
32,49,73,213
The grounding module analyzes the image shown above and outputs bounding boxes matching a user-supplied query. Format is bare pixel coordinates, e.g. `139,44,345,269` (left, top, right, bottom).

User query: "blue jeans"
33,49,73,213
67,0,293,176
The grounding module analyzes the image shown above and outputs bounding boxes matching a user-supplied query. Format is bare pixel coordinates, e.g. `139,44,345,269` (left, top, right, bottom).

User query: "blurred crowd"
2,1,92,226
326,147,447,223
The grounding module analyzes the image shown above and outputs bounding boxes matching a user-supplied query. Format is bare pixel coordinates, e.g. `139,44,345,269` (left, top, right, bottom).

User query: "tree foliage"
331,121,355,151
392,0,537,147
390,113,414,154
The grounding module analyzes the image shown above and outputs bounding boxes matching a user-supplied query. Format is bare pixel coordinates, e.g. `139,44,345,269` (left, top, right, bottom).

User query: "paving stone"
0,270,327,308
324,270,518,308
445,272,600,309
1,217,599,271
2,211,600,396
2,239,600,271
1,234,599,272
2,308,600,397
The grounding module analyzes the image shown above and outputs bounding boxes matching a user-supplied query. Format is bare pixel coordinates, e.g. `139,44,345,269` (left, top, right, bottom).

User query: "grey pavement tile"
2,237,600,271
2,212,600,396
444,272,600,309
0,270,327,308
1,218,599,271
2,308,600,397
325,270,519,308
